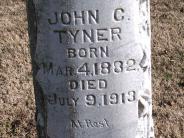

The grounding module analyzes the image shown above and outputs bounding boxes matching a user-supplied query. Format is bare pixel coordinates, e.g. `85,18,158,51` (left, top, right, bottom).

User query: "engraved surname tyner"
53,27,122,44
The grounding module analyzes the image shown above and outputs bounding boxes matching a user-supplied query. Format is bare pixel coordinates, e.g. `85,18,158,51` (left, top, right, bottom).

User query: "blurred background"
0,0,183,137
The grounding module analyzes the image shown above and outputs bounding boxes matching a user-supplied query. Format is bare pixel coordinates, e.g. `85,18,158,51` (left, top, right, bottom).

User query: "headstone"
27,0,154,137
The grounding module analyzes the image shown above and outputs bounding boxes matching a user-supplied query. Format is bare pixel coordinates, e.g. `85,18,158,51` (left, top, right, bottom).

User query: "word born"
67,46,109,58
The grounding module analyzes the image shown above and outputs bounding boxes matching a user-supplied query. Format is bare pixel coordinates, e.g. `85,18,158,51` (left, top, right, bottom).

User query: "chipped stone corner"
136,0,154,138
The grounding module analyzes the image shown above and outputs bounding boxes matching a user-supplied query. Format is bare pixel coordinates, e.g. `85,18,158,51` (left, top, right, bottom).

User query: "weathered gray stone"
27,0,154,138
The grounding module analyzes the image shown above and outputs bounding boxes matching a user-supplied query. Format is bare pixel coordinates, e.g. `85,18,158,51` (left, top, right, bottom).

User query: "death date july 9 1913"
45,90,137,107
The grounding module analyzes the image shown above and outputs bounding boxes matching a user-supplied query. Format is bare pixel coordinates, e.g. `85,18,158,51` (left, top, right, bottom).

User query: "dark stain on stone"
139,50,148,72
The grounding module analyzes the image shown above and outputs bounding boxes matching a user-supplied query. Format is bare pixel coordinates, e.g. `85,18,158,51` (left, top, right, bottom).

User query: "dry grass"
0,0,184,137
151,0,184,137
0,0,36,137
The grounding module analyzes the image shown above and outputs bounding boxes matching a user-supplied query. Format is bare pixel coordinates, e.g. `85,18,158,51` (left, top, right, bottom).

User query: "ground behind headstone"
0,0,183,137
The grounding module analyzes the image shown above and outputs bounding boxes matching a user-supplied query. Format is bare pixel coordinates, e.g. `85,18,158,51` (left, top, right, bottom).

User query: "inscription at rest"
71,119,109,129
